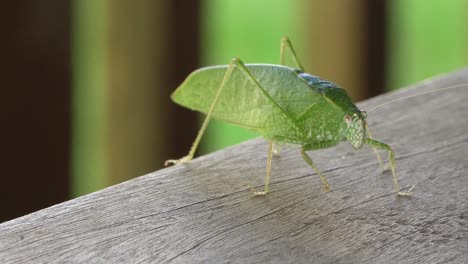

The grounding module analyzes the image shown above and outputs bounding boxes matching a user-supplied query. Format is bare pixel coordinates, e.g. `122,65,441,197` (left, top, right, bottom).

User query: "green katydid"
165,36,412,196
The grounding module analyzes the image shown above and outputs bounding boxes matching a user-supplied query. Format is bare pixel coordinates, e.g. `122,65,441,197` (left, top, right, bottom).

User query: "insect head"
344,110,367,149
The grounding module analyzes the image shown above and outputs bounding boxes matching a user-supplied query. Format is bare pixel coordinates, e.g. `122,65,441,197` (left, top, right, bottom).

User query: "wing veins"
233,67,305,137
295,102,319,120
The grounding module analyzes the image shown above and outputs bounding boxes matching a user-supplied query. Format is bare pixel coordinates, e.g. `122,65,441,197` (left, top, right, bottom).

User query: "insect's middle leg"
301,148,331,192
272,141,282,156
251,140,274,196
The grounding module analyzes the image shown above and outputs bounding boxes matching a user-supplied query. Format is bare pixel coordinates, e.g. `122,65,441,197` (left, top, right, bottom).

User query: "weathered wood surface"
1,69,468,264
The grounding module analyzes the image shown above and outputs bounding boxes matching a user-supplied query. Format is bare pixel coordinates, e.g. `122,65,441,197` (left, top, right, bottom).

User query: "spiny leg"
365,138,413,196
301,148,331,192
250,140,274,196
166,58,285,195
167,57,290,193
365,125,387,171
164,58,238,166
226,58,297,194
280,36,305,70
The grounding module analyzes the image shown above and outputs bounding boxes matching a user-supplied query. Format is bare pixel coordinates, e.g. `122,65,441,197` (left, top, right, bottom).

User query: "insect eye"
344,114,352,124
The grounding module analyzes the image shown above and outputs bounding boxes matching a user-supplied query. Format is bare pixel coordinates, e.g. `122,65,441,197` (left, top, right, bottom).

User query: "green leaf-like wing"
171,64,325,141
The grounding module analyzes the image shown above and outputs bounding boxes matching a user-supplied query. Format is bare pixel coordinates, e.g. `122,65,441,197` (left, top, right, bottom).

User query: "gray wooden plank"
1,69,467,264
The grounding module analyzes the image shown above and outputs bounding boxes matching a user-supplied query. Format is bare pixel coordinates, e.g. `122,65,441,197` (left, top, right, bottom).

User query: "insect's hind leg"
301,148,331,192
365,138,413,196
164,58,238,166
280,36,304,70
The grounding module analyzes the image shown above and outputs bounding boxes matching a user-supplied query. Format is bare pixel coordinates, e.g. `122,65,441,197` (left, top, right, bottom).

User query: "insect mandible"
165,36,411,196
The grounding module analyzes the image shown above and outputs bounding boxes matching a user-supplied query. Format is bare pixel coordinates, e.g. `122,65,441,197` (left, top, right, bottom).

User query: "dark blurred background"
1,0,466,222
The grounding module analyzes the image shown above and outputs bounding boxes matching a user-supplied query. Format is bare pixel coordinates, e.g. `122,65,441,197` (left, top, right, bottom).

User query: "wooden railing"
1,69,467,263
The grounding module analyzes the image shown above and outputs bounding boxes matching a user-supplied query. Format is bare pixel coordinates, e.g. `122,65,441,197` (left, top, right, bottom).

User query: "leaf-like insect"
166,37,411,196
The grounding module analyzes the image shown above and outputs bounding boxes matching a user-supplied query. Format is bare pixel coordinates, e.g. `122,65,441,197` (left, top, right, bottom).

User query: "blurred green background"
1,0,466,222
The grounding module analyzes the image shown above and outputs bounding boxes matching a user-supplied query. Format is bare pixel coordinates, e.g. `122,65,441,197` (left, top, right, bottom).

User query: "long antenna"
367,84,468,113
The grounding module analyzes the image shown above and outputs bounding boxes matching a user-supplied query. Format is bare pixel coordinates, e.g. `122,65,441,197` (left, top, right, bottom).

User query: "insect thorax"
294,70,341,93
293,69,364,147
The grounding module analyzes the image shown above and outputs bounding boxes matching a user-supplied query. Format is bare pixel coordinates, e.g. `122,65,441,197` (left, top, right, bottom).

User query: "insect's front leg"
365,138,413,196
366,125,390,172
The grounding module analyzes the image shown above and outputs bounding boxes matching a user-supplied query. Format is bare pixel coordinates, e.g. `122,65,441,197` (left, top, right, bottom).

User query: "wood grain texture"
1,69,467,263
